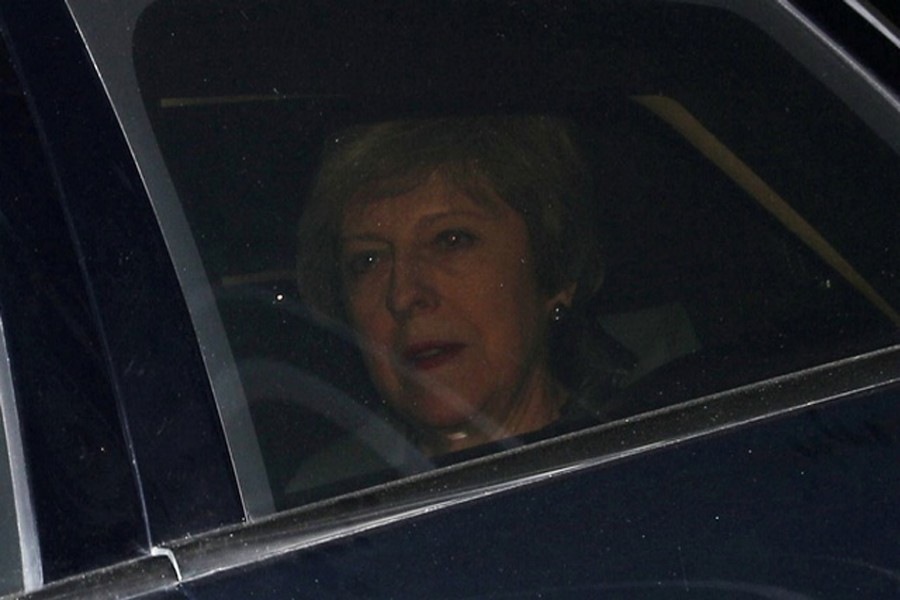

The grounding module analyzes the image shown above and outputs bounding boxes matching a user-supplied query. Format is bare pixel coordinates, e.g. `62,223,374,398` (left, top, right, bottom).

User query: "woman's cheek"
346,276,386,320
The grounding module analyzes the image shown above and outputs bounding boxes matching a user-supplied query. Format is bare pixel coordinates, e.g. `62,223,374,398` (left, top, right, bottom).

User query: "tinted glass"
0,40,146,581
0,43,29,597
132,1,900,510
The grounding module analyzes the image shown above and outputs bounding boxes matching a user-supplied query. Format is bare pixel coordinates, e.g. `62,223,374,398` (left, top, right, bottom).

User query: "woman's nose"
386,254,438,318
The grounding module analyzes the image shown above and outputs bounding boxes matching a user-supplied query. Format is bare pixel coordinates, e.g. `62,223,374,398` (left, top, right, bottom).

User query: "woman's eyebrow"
417,208,495,228
341,207,497,244
340,232,390,245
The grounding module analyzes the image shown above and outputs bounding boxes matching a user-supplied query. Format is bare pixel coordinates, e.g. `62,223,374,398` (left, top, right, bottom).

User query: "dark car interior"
132,0,900,507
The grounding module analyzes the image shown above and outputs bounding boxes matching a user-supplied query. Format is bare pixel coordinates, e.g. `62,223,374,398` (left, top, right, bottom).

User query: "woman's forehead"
346,169,501,217
341,171,507,234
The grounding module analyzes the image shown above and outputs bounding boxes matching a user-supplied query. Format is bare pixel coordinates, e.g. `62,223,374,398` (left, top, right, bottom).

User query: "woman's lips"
403,342,465,370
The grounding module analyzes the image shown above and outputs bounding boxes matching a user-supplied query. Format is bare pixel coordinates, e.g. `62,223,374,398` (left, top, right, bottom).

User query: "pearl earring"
552,303,568,322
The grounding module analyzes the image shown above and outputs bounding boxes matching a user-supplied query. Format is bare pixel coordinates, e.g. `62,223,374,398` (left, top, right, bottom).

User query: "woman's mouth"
403,342,465,370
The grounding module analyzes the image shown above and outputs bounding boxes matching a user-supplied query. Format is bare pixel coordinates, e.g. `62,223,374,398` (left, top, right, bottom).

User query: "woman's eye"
435,229,477,250
345,251,382,277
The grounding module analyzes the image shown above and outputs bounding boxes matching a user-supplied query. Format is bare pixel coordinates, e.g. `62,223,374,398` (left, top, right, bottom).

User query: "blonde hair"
297,115,603,320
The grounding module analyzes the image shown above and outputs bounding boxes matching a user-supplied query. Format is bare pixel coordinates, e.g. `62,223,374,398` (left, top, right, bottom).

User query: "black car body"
1,0,899,598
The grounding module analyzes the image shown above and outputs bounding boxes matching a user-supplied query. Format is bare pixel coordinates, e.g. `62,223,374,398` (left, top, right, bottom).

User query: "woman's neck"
423,375,569,455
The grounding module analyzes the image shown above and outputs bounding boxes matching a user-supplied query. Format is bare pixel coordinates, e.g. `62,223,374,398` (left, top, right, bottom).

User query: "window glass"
0,44,31,597
0,40,145,582
132,0,900,510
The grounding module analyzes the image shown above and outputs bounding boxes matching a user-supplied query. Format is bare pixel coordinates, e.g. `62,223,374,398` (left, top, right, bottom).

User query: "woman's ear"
546,281,577,312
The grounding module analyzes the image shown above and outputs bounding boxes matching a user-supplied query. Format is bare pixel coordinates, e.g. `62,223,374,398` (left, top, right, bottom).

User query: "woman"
297,116,604,456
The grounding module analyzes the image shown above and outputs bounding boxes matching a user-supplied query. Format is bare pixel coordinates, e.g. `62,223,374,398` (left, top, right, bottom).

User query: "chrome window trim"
844,0,900,50
0,315,42,591
773,0,900,138
61,0,900,529
0,555,177,600
162,344,900,582
686,0,900,154
62,0,274,519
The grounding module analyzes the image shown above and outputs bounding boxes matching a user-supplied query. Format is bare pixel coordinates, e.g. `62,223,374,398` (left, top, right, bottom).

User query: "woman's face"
340,172,572,442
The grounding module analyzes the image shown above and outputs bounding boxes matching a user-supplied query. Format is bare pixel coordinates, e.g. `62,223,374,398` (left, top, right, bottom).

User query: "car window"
0,40,146,584
73,0,900,516
0,43,33,598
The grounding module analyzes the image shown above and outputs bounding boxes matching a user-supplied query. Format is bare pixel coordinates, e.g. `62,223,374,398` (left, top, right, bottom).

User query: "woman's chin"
397,395,483,433
411,407,477,432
